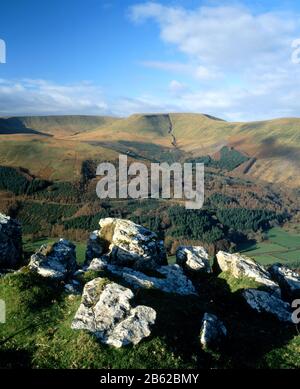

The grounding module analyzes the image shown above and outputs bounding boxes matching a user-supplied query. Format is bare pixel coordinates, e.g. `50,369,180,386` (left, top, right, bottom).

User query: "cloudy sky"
1,0,300,121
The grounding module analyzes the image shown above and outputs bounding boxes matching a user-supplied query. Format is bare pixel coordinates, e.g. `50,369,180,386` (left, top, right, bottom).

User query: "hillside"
0,115,119,137
0,113,300,186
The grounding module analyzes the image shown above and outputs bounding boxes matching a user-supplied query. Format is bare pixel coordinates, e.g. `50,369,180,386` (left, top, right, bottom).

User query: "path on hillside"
167,115,177,148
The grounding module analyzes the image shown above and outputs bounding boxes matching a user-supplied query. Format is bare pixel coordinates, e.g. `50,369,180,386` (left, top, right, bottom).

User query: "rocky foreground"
1,213,299,353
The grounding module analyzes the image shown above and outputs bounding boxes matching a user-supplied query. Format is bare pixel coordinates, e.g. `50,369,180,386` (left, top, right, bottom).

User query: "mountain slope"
0,113,299,187
0,115,119,137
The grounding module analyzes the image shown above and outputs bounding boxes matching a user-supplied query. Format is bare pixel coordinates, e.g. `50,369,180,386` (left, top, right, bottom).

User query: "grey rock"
200,313,227,349
106,263,198,296
269,263,300,298
71,279,156,348
87,257,109,272
176,246,211,273
242,288,293,323
28,239,77,280
107,305,156,348
89,218,167,271
0,213,22,269
216,251,280,296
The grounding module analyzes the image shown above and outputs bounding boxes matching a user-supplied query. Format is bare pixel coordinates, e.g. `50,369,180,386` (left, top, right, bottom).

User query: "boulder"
88,218,167,271
0,213,22,269
92,258,197,296
242,288,293,323
176,246,211,273
87,257,109,272
216,251,280,296
85,231,104,264
200,313,227,350
71,279,156,348
28,239,77,280
269,263,300,299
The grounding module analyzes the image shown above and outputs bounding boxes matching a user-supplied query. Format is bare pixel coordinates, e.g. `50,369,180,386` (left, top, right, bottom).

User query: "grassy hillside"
73,113,173,144
0,115,119,137
0,113,300,186
0,137,119,180
74,113,300,187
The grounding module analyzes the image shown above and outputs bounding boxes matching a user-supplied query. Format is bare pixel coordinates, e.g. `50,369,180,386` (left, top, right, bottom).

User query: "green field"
238,227,300,266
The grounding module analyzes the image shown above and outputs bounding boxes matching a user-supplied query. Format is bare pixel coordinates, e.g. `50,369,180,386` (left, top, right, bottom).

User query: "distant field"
238,227,300,266
23,237,87,265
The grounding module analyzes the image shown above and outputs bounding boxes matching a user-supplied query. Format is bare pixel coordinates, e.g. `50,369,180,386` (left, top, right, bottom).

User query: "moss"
218,271,262,293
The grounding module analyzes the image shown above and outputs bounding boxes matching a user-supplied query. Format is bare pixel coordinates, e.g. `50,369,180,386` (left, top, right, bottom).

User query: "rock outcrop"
269,263,300,299
0,213,22,269
176,246,211,273
216,251,280,295
87,257,108,271
71,279,156,348
242,289,293,323
86,218,167,271
200,313,227,350
107,263,198,296
28,239,77,280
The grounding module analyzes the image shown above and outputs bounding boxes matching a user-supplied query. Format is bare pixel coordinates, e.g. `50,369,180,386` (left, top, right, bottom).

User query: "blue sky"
1,0,300,120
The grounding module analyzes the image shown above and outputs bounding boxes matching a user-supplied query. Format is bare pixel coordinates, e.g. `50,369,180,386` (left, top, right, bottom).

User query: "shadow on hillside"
0,118,52,137
135,274,298,368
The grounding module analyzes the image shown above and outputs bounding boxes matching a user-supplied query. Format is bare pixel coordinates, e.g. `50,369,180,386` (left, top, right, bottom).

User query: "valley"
0,113,299,269
0,113,300,370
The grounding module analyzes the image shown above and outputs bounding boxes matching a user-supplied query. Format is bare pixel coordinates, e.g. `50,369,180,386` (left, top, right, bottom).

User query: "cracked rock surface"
86,218,167,271
28,239,77,280
242,288,293,323
71,279,156,348
176,246,211,273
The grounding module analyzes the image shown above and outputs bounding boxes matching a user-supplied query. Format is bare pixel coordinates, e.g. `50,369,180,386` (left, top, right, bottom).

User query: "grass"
238,226,300,266
0,264,299,368
0,270,197,369
218,272,262,293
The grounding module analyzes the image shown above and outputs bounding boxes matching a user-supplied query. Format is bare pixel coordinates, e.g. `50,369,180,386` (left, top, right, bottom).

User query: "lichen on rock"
71,279,156,348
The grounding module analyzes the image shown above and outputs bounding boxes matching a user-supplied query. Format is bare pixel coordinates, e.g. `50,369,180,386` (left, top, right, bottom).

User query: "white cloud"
130,3,297,69
129,2,300,121
168,80,188,95
141,60,221,80
0,79,109,116
0,78,174,117
2,3,300,122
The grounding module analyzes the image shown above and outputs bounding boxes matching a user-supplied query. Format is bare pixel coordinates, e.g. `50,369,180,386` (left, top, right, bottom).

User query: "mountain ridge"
0,113,300,187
